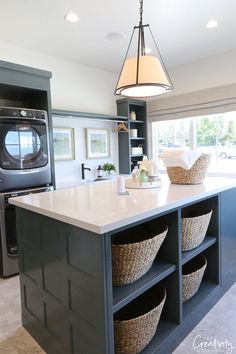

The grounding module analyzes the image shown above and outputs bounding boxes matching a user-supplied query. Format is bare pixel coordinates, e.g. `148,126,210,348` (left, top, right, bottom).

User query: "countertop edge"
10,180,236,234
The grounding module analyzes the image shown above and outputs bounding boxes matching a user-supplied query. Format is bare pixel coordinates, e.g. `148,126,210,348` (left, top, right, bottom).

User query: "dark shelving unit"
0,60,55,187
113,260,176,313
116,99,147,174
52,108,127,122
183,280,219,319
109,195,220,353
142,321,179,354
182,236,217,265
130,137,146,140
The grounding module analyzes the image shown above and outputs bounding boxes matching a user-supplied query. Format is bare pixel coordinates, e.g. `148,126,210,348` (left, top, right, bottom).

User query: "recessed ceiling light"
106,32,125,41
64,12,79,23
206,20,218,29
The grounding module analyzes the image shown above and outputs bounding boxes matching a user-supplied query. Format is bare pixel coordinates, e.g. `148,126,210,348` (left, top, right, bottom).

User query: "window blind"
148,84,236,122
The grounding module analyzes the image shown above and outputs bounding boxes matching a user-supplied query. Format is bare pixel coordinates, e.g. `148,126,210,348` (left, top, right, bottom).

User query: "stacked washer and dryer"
0,107,53,277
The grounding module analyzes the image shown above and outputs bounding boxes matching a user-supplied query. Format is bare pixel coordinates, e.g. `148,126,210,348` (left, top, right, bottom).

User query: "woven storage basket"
112,224,168,286
182,254,207,302
181,208,213,251
166,153,211,184
114,285,166,354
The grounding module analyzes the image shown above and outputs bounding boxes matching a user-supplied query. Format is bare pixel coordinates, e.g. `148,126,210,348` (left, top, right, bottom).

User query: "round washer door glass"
5,126,40,157
1,120,48,170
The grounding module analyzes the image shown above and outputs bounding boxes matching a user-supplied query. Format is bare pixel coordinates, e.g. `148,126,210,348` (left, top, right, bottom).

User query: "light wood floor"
0,275,236,353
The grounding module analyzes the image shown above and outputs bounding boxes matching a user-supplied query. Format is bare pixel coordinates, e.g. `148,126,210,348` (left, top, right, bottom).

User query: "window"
152,111,236,176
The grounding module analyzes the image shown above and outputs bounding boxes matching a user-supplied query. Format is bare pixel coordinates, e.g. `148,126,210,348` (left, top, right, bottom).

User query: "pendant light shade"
115,0,173,98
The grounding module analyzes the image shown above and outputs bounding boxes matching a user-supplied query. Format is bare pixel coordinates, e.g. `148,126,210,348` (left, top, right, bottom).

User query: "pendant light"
115,0,173,98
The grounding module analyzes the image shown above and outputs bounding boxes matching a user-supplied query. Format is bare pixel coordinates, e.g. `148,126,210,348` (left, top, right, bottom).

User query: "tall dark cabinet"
116,99,147,174
0,60,55,186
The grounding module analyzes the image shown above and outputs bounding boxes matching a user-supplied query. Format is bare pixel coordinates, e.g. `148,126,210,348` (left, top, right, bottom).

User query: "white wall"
167,49,236,97
0,40,117,114
52,116,119,187
0,41,121,185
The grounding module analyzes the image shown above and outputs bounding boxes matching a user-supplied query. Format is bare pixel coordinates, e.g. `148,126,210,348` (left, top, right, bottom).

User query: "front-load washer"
0,107,52,191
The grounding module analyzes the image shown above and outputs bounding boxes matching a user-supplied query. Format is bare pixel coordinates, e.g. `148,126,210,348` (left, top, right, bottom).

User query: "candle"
117,176,126,194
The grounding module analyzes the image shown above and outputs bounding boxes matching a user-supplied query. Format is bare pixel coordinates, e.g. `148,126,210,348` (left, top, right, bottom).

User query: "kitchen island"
10,176,236,354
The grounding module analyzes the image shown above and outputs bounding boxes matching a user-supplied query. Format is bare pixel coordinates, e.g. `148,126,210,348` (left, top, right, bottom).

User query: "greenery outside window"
152,111,236,176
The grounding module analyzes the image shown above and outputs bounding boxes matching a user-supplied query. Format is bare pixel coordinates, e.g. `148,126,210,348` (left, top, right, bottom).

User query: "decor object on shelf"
86,128,110,159
131,144,143,155
181,208,213,251
166,153,211,184
114,0,173,98
182,254,207,302
130,111,136,120
114,285,166,354
130,128,138,138
112,224,168,286
53,127,75,161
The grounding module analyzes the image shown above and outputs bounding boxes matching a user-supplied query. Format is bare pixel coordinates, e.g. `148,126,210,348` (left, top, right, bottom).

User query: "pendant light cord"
139,0,143,25
139,0,145,56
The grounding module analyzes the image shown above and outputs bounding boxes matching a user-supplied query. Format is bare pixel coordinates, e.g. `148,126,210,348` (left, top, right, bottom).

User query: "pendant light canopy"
115,0,173,98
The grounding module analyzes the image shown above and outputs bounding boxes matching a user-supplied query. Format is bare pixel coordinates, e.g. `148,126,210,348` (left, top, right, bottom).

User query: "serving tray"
125,178,161,189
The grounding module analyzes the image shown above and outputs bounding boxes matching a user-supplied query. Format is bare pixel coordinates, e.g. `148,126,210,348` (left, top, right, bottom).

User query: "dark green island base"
14,187,236,354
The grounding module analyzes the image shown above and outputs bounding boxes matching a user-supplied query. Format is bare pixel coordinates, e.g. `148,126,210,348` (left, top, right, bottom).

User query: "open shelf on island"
113,260,176,313
142,320,179,354
183,280,219,319
182,235,217,265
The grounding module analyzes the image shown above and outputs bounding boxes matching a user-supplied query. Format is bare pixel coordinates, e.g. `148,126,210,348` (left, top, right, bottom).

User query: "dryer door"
0,118,49,170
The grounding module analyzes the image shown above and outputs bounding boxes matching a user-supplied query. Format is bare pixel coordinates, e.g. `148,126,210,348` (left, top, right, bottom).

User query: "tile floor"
0,276,236,353
173,282,236,353
0,276,21,341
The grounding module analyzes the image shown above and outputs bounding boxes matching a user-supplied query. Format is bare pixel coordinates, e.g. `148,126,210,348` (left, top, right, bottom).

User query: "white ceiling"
0,0,236,73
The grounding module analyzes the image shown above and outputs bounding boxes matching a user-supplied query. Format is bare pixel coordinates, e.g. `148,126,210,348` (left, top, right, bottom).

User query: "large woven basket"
181,208,213,251
112,224,168,286
114,285,166,354
182,254,207,302
166,153,211,184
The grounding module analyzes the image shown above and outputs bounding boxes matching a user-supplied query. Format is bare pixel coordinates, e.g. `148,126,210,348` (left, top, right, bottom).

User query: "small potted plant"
102,162,116,177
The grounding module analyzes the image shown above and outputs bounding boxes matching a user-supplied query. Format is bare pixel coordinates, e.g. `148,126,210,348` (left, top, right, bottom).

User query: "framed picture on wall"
53,127,75,161
86,128,110,159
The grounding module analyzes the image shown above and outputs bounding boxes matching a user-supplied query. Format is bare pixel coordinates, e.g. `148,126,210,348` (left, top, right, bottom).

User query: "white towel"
159,149,202,170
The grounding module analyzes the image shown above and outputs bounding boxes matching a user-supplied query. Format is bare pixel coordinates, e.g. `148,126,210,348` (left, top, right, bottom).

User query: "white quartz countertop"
9,176,236,234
